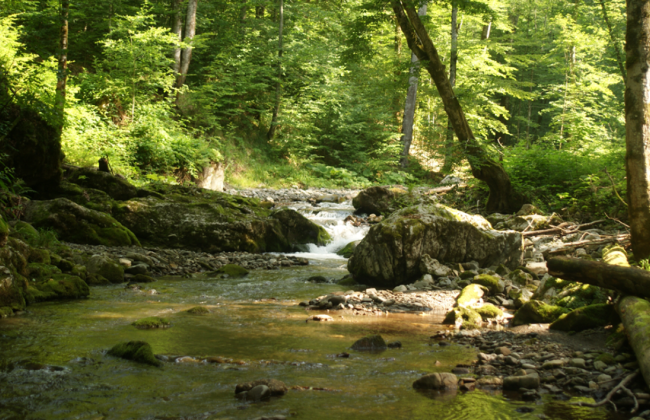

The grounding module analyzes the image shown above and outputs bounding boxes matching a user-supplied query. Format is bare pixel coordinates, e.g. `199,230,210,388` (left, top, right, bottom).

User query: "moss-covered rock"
352,186,413,215
187,306,210,315
351,335,387,351
132,317,170,329
86,273,110,285
107,341,162,367
207,264,249,278
336,275,357,286
550,304,619,332
38,181,118,214
336,240,360,258
28,248,50,264
473,274,501,294
67,167,138,201
30,274,89,302
555,283,609,310
24,198,140,247
0,306,13,318
112,191,325,253
86,255,124,284
27,262,62,279
457,284,485,307
444,306,483,329
476,303,504,321
512,300,570,326
12,221,39,245
347,204,523,288
132,274,156,283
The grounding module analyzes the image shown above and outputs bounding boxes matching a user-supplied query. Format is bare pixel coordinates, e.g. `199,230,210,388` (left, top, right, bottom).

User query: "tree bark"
442,1,459,174
267,0,284,140
55,0,69,130
617,296,650,389
392,0,525,213
546,256,650,300
176,0,198,88
171,0,183,77
625,0,650,260
399,4,426,169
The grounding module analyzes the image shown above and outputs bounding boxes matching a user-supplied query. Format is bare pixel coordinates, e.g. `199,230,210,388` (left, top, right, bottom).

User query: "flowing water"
0,201,623,420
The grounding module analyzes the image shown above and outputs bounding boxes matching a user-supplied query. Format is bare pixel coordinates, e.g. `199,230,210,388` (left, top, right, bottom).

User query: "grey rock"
413,372,458,390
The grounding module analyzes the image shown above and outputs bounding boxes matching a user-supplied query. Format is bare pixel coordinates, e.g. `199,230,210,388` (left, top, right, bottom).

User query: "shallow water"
0,202,625,420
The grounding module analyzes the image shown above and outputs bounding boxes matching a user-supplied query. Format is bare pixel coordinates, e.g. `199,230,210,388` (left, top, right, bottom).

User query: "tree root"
570,370,639,412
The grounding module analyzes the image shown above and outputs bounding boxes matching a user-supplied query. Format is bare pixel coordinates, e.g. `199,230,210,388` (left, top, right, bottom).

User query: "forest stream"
0,200,627,420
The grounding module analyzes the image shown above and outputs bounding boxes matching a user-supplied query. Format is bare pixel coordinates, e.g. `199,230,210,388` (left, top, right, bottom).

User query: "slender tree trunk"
267,0,284,140
55,0,69,131
256,6,265,18
442,1,459,174
176,0,197,88
171,0,183,76
399,4,426,169
392,0,526,213
625,0,650,260
599,0,627,84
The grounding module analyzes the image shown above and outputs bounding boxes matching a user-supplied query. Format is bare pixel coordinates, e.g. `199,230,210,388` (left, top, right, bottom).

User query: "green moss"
456,284,484,307
472,274,501,294
187,306,210,315
132,317,170,329
0,306,13,317
132,274,156,283
208,264,249,278
12,221,39,245
86,273,110,285
107,341,162,367
556,283,609,309
512,300,570,326
0,216,8,247
476,303,504,320
603,244,629,267
550,304,619,332
31,274,90,302
444,306,483,329
595,352,616,365
337,275,357,286
337,241,359,258
27,262,62,280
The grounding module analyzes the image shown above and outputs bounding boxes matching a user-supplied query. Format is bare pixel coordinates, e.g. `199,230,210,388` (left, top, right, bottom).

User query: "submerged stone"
351,334,387,351
132,274,156,283
235,379,287,396
132,317,170,329
107,341,162,367
208,264,249,278
187,306,210,315
413,372,458,390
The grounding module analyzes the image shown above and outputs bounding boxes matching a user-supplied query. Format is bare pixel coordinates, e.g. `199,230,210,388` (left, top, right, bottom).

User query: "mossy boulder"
107,341,162,367
24,198,140,247
12,221,39,245
555,283,609,310
444,306,483,329
187,306,210,315
132,317,170,329
512,300,570,326
86,255,124,284
476,303,504,321
351,335,387,351
27,262,62,279
207,264,249,278
67,167,138,201
131,274,156,283
29,274,89,302
38,181,117,214
27,248,51,265
112,192,325,253
550,304,619,332
457,284,485,307
352,186,415,216
347,204,523,288
472,274,501,294
337,240,360,258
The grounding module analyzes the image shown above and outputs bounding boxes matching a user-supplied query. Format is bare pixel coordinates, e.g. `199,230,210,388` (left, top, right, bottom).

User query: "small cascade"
288,201,369,259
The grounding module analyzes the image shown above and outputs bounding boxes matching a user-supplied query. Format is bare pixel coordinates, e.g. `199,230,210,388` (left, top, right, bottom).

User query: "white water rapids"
287,201,369,260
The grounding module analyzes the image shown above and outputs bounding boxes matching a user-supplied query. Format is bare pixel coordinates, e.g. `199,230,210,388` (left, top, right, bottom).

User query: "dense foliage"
0,0,627,218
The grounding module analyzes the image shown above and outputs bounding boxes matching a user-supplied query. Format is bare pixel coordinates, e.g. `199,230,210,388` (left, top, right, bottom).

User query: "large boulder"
66,167,138,201
113,193,327,252
352,186,412,215
23,198,140,247
511,300,569,326
347,204,523,288
550,304,619,332
85,255,125,284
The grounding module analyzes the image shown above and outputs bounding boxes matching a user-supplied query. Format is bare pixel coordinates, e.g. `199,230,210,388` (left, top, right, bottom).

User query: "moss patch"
132,317,171,329
187,306,210,315
132,274,156,283
30,274,90,302
0,216,8,247
476,304,504,320
512,300,570,326
456,284,485,307
473,274,500,294
208,264,249,278
550,304,619,332
107,341,162,367
444,306,483,329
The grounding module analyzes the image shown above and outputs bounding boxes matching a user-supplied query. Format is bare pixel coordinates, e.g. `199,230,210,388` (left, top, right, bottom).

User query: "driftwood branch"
542,235,630,257
570,370,639,411
522,219,605,237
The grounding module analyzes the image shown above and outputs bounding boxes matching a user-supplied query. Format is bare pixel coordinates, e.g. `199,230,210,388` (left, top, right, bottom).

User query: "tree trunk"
392,0,526,213
176,0,198,88
546,256,650,300
399,4,426,169
55,0,69,131
617,296,650,389
442,1,459,174
267,0,284,141
171,0,183,77
625,0,650,260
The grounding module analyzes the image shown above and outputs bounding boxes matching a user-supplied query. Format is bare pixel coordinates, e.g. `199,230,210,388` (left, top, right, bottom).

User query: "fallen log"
618,297,650,396
546,256,650,300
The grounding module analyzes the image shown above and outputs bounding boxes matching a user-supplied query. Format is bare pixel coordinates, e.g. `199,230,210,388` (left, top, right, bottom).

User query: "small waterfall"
288,201,369,259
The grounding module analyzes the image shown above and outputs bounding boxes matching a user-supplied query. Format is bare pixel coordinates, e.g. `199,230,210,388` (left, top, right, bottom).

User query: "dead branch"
570,370,639,411
522,219,606,237
543,235,630,257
